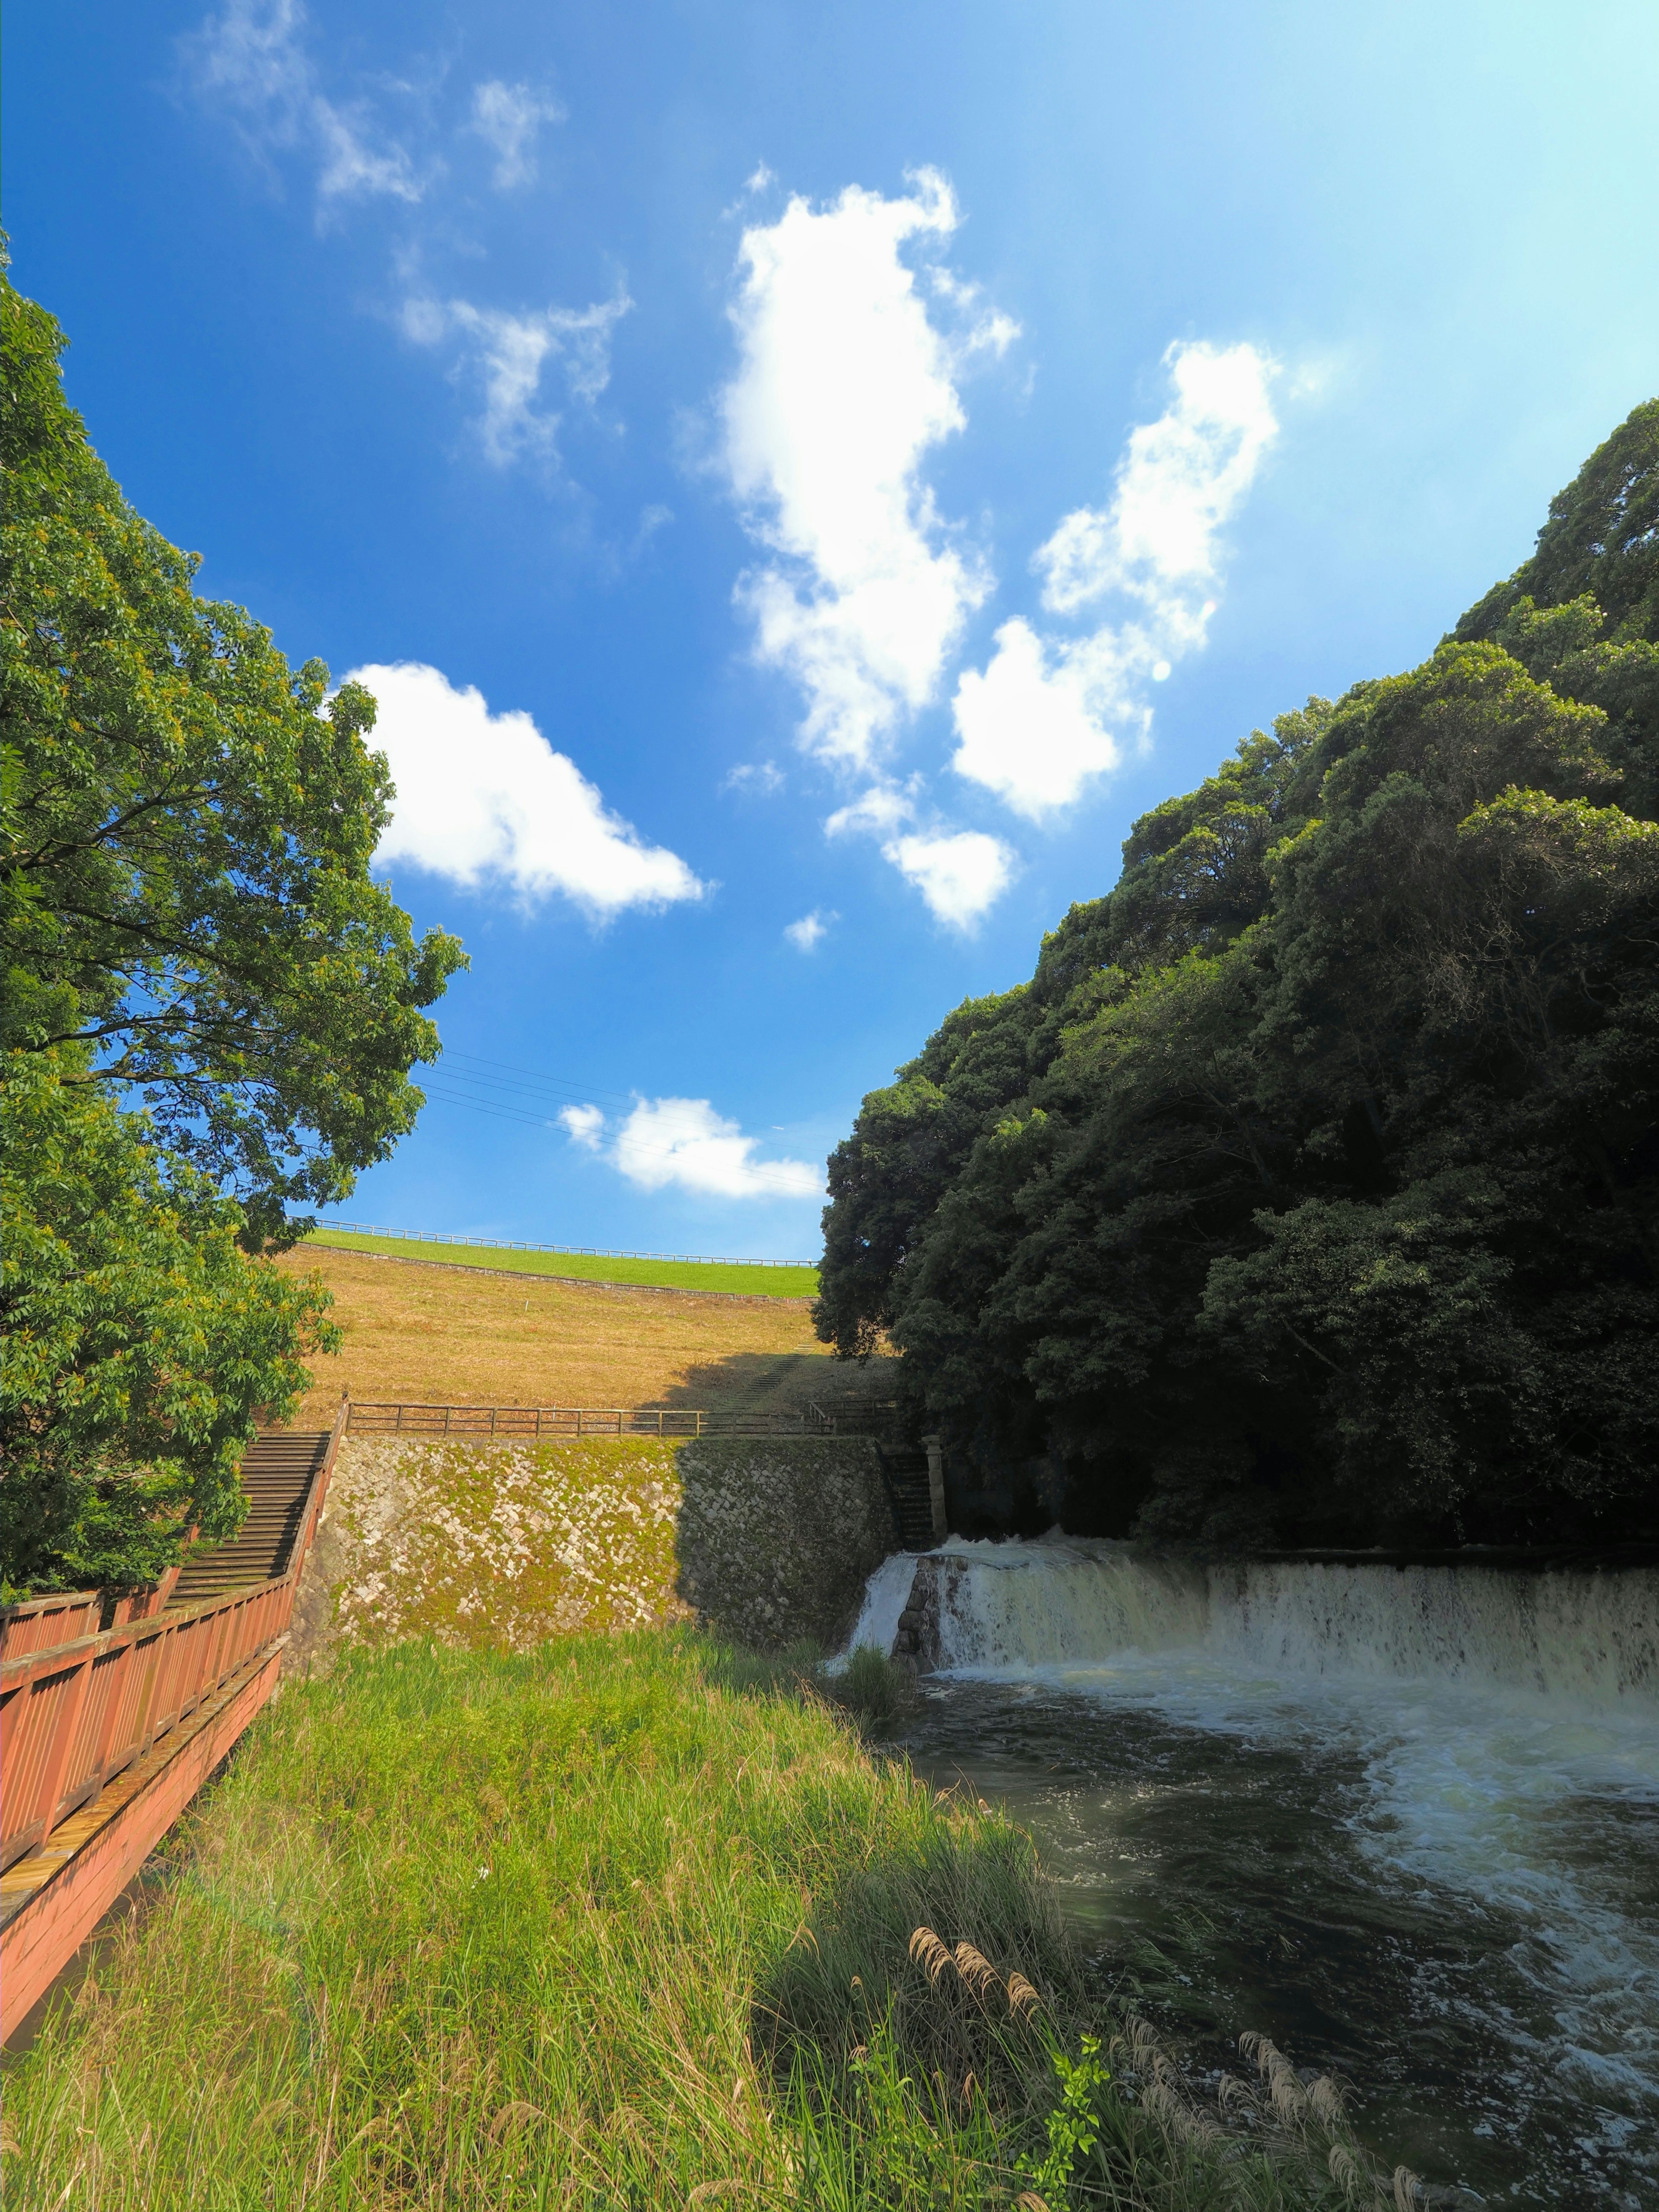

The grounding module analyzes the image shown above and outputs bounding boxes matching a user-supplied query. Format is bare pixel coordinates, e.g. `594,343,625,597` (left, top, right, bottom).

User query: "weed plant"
5,1632,1411,2209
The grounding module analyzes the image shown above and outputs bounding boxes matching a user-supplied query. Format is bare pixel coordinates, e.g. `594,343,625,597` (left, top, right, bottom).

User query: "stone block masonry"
288,1433,899,1670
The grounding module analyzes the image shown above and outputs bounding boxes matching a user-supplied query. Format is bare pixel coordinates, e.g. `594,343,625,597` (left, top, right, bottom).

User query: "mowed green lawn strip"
305,1226,820,1297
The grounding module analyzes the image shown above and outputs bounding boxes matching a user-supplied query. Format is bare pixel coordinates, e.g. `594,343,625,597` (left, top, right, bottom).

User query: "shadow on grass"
647,1347,902,1415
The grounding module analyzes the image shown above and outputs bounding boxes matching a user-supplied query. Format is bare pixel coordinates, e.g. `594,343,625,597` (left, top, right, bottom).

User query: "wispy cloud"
350,661,702,916
951,341,1279,818
469,79,564,190
184,0,424,215
399,291,631,468
718,169,1017,774
723,760,786,796
558,1097,824,1199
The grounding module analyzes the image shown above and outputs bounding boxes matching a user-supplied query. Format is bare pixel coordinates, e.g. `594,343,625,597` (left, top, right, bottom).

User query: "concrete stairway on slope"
877,1446,937,1551
168,1432,330,1606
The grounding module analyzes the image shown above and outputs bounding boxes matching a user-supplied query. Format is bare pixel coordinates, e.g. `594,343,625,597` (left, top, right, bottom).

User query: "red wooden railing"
0,1396,347,2036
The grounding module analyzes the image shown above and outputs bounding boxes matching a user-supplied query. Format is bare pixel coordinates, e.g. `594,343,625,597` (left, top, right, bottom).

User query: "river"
845,1535,1659,2208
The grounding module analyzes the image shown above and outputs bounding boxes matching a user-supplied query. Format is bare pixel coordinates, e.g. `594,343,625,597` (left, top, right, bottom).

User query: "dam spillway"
847,1535,1659,2209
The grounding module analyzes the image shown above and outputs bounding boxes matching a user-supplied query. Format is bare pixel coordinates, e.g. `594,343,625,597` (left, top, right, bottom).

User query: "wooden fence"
3,1578,295,1872
0,1398,347,2040
346,1400,831,1440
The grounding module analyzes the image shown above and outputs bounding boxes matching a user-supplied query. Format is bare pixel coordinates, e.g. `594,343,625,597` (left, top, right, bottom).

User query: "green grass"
6,1634,1402,2210
305,1227,820,1299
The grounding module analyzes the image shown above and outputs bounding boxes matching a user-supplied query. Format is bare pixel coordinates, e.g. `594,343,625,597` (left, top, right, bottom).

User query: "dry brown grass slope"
276,1246,884,1423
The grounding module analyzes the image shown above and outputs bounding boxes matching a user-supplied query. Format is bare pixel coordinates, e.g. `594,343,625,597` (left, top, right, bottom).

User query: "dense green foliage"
0,1051,338,1597
0,264,456,1589
817,405,1659,1548
1,267,464,1243
6,1632,1392,2208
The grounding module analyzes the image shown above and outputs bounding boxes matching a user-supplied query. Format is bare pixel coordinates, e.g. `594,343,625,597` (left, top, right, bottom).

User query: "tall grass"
4,1634,1408,2209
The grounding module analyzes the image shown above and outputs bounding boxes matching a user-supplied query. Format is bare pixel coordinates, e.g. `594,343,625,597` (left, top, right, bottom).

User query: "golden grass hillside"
276,1246,887,1424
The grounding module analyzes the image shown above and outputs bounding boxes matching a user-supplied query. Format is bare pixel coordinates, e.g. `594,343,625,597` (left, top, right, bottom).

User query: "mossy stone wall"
674,1436,898,1651
289,1433,896,1668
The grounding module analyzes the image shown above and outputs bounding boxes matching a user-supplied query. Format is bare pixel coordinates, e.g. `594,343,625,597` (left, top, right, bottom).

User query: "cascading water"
848,1533,1659,2208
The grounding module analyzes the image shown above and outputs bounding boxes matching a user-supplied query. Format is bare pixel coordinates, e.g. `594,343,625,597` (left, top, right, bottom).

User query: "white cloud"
185,0,423,211
824,782,915,840
558,1104,606,1149
469,79,564,189
348,661,703,915
784,909,836,951
951,340,1278,819
825,783,1014,927
400,292,631,467
951,617,1147,819
1034,340,1278,622
885,830,1014,929
722,760,786,796
719,169,1015,772
559,1097,824,1199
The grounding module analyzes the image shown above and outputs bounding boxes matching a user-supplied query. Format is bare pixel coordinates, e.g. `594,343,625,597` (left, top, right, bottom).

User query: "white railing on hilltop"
311,1221,817,1270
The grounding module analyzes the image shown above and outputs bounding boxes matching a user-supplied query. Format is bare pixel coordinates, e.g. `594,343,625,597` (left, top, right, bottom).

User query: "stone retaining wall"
288,1432,897,1670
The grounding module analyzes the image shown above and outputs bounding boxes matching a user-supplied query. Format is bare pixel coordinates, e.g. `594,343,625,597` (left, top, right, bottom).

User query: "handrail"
0,1394,349,1879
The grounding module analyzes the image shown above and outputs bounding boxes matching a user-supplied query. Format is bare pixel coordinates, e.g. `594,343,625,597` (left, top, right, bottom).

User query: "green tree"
0,261,463,1591
1,1051,339,1596
1,265,465,1246
816,409,1659,1548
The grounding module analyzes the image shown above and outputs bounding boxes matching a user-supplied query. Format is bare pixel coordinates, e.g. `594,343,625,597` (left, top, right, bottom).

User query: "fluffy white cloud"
825,784,1014,928
469,79,564,189
719,170,1014,772
951,340,1278,818
400,292,630,467
885,830,1014,929
559,1097,824,1199
349,661,702,914
557,1103,606,1148
1034,341,1278,621
186,0,422,210
784,909,836,951
951,617,1139,818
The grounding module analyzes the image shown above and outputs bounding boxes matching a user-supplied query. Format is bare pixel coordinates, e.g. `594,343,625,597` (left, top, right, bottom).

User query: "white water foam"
827,1549,923,1675
852,1532,1659,2194
912,1532,1658,1709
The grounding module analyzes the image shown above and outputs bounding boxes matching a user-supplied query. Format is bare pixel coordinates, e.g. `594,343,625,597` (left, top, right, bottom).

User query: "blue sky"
8,0,1657,1260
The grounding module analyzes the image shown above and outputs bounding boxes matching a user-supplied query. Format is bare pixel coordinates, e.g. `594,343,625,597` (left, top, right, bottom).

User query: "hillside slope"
278,1246,876,1424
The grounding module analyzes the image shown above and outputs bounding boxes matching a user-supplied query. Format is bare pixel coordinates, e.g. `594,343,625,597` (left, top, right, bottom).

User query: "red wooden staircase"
0,1401,346,2041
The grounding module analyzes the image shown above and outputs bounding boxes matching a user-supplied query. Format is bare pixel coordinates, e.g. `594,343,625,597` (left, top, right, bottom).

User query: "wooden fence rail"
0,1398,348,2039
345,1401,838,1440
2,1578,289,1871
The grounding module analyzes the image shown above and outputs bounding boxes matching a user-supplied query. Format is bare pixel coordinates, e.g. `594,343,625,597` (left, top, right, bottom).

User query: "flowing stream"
846,1535,1659,2207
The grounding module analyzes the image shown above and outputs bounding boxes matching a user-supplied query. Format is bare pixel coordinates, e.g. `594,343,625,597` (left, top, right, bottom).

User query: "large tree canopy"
1,264,463,1592
816,404,1659,1549
1,268,465,1245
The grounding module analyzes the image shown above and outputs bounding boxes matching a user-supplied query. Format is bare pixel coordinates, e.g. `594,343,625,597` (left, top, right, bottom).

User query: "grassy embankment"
276,1245,866,1427
8,1636,1396,2210
305,1227,820,1299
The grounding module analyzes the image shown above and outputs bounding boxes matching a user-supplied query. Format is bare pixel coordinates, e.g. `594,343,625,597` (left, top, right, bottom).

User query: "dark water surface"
896,1671,1659,2208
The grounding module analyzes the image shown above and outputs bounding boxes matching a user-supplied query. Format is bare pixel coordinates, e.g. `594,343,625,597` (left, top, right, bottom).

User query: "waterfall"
852,1532,1658,1710
855,1532,1659,2205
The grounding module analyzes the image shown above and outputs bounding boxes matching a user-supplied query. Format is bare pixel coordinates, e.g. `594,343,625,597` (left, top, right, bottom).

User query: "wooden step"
168,1433,330,1604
